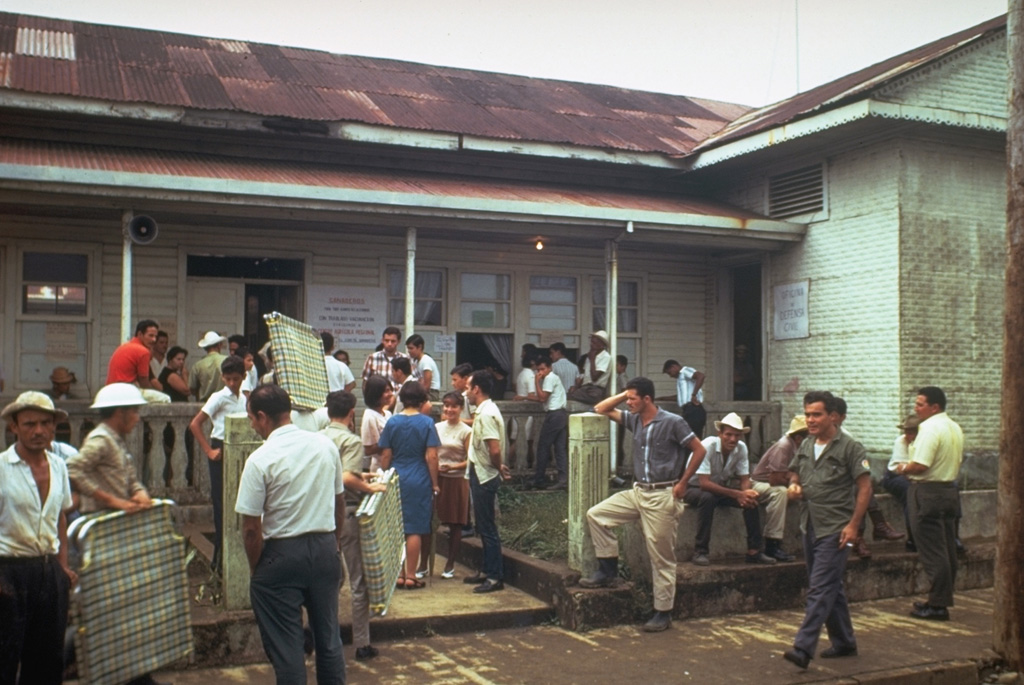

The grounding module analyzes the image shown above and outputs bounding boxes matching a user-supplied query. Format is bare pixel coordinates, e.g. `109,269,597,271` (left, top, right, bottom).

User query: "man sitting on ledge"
683,412,776,566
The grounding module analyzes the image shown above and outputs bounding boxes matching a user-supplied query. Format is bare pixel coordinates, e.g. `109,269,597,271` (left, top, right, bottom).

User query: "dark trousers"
881,469,913,543
682,403,706,438
0,556,70,685
533,409,568,485
908,481,959,607
793,525,855,658
682,485,762,553
209,438,224,570
470,468,503,581
250,533,345,685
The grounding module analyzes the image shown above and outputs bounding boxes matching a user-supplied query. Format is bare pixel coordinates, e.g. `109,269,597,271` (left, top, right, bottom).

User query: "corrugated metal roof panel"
208,50,270,81
76,59,124,101
120,64,182,105
0,53,11,89
0,137,773,221
314,88,393,124
10,55,76,94
166,46,217,76
180,72,234,110
15,27,75,60
76,33,118,63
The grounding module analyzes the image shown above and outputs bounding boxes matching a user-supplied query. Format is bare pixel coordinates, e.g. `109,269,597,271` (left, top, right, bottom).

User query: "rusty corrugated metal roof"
696,14,1006,152
0,136,770,219
0,11,748,156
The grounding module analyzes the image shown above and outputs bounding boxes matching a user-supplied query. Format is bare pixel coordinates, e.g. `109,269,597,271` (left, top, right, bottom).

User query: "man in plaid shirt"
361,327,407,392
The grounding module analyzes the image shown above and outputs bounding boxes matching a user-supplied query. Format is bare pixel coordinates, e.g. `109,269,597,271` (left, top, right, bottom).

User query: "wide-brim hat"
786,414,808,436
197,331,228,348
90,383,147,409
714,411,751,434
2,391,69,421
897,414,921,431
49,366,77,384
590,330,609,345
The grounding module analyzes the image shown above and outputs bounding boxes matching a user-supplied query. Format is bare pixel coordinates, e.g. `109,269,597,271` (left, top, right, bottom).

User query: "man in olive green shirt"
782,390,871,670
190,331,228,401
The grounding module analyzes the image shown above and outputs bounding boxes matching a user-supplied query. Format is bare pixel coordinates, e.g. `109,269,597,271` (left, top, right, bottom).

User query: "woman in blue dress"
379,381,440,589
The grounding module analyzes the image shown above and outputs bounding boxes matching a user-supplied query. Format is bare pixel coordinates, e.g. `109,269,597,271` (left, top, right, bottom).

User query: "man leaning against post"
580,377,706,633
898,386,964,622
0,392,77,685
782,390,871,670
236,384,347,685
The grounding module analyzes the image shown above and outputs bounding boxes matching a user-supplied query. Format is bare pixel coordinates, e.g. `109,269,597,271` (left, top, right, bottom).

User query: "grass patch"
497,487,569,562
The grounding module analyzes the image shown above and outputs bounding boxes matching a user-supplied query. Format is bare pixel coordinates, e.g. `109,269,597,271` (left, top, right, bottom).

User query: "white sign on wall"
307,286,386,349
773,280,810,340
434,334,456,354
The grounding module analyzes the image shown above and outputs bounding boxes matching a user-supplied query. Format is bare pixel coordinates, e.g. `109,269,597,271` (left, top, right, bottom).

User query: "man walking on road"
897,386,964,621
580,377,706,633
236,384,347,684
783,390,871,670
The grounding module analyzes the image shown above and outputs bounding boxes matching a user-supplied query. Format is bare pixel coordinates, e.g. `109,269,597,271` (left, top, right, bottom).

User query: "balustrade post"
568,412,609,575
222,414,263,610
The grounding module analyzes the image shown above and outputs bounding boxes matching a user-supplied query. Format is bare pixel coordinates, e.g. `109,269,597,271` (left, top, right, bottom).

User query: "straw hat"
897,414,921,431
197,331,228,348
1,391,69,421
49,367,77,384
785,415,808,436
590,330,609,345
714,411,751,434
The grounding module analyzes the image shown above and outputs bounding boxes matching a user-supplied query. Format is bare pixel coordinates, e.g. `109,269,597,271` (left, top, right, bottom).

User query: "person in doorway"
660,359,706,438
190,331,228,402
580,377,706,633
46,366,80,401
227,334,246,357
0,391,76,685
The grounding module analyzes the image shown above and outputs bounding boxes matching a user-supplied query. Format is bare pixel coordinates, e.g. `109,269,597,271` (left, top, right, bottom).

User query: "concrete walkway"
155,587,995,684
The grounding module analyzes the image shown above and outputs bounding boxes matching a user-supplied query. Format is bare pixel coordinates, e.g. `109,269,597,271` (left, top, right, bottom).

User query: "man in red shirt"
106,319,160,388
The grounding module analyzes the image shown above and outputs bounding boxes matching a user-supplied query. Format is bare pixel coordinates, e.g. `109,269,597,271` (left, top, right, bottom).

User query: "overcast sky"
5,0,1008,106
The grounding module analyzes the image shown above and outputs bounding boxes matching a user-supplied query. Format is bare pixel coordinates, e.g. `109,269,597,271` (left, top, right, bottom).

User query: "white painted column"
405,227,416,338
605,238,619,473
120,209,133,342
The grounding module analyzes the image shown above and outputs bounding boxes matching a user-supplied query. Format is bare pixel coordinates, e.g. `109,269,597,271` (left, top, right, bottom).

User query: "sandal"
406,578,426,590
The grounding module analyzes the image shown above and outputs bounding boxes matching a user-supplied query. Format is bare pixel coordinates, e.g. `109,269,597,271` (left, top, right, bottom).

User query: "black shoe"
642,610,672,632
745,552,777,565
579,558,618,588
820,644,858,658
462,525,476,538
473,578,505,593
463,572,487,585
913,600,929,611
783,648,810,669
355,645,379,661
905,540,917,552
910,604,949,621
768,547,795,562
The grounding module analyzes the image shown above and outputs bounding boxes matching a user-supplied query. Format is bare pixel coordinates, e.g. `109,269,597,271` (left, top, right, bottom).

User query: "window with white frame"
387,266,444,326
529,275,576,330
17,249,91,390
460,273,511,328
593,278,641,381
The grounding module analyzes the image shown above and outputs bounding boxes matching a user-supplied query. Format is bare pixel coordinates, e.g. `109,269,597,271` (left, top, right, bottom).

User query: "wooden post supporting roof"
996,0,1024,669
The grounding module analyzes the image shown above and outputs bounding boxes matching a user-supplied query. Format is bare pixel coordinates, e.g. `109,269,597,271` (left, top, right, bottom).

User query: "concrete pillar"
568,412,609,575
222,413,263,610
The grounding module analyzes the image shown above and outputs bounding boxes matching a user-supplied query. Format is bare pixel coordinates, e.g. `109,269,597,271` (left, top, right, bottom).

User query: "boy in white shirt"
189,355,248,570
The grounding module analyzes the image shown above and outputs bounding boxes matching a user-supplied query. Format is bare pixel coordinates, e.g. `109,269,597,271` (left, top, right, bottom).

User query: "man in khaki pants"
579,377,705,633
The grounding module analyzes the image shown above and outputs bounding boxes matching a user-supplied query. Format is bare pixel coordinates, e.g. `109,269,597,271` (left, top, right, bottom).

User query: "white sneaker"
414,569,428,579
441,569,455,579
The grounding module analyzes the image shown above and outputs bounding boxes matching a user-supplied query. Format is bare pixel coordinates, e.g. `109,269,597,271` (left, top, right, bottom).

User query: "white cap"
91,383,147,409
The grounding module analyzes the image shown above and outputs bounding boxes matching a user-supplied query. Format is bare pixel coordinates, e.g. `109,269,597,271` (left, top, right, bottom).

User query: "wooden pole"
996,1,1024,669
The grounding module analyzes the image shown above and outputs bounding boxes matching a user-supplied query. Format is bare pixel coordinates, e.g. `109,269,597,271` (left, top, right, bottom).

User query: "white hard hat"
91,383,147,410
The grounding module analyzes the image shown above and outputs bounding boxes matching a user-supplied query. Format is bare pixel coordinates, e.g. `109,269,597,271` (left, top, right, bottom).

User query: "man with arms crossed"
236,385,346,684
580,377,706,633
897,386,964,621
783,391,871,670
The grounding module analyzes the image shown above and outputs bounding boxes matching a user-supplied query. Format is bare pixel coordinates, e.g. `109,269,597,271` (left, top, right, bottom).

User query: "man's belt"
635,480,677,491
0,554,56,566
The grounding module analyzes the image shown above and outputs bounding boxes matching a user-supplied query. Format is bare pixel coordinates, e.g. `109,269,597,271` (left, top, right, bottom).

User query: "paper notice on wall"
45,322,80,359
434,335,456,353
773,280,810,340
307,286,387,349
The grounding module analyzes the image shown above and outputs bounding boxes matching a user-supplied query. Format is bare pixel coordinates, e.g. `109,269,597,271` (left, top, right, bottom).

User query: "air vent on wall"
768,164,824,219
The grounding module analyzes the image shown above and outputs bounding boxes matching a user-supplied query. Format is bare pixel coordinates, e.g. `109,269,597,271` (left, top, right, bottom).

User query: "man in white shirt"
406,334,440,401
236,384,347,684
548,343,579,398
661,359,706,438
321,332,356,393
0,391,76,684
568,330,612,405
529,356,569,490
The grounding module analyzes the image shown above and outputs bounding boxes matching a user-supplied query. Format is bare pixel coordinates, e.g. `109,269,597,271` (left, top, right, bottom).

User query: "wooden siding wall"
0,217,713,401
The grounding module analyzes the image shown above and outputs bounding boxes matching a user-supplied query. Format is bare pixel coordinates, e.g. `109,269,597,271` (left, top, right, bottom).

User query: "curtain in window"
482,334,513,378
389,269,443,326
